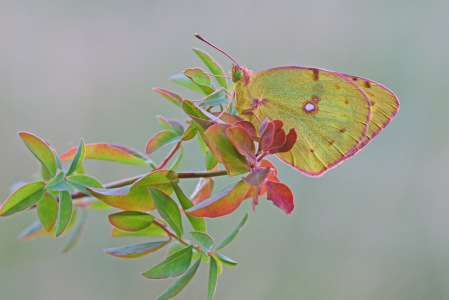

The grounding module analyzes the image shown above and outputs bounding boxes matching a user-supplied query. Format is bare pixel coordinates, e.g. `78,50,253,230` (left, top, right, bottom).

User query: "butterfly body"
232,65,399,176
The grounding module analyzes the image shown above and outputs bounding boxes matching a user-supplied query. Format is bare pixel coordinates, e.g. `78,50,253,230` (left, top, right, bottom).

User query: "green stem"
152,219,202,253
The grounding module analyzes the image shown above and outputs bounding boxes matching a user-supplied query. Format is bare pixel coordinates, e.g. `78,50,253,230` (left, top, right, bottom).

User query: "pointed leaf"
155,259,201,300
153,88,183,107
192,48,227,89
66,174,103,195
60,143,148,165
208,255,219,300
104,240,169,259
108,211,155,232
186,181,250,218
111,224,167,237
265,180,294,214
215,213,248,251
62,208,87,253
171,182,206,233
56,191,73,237
146,130,182,155
206,151,218,170
181,124,197,141
66,138,86,176
170,73,205,94
156,116,184,136
44,171,69,191
142,245,193,279
190,178,214,205
191,232,213,255
184,68,215,95
0,181,45,216
215,253,238,266
19,132,57,176
88,170,176,212
37,193,58,231
148,187,183,238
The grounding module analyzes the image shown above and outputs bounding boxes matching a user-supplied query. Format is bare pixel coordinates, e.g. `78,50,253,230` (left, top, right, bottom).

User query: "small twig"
156,141,181,170
153,219,202,253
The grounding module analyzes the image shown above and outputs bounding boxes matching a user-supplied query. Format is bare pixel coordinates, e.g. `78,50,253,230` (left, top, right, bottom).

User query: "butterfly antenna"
195,33,240,67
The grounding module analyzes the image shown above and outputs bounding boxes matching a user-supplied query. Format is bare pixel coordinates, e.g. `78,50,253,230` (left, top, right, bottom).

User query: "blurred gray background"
0,0,447,299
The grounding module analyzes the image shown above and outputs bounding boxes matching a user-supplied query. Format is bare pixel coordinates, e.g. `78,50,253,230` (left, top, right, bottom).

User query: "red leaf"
270,128,297,154
265,180,294,214
226,126,256,164
186,181,250,218
258,121,275,152
234,121,259,141
204,124,250,176
190,178,214,205
243,167,270,187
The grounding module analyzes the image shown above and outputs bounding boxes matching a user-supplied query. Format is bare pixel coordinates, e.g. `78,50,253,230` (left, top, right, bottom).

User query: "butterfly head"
231,65,253,84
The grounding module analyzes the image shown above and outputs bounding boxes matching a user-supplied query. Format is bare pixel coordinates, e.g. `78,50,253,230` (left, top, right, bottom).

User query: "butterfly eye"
233,69,243,82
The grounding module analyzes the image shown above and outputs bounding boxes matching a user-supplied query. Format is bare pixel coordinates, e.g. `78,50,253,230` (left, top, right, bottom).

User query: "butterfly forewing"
339,74,400,149
234,67,371,176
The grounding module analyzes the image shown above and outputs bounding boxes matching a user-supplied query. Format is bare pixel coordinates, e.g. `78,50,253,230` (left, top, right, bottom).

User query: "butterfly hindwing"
234,67,372,176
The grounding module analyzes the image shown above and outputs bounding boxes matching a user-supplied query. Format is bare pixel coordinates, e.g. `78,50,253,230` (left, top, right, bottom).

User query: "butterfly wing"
234,67,372,177
338,73,400,150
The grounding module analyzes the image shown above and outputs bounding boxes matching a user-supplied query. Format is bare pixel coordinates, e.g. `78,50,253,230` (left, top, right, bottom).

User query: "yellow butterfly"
196,34,399,177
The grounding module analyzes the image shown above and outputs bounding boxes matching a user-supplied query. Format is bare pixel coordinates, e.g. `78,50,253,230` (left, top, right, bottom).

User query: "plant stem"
71,169,228,203
156,141,181,170
152,219,202,253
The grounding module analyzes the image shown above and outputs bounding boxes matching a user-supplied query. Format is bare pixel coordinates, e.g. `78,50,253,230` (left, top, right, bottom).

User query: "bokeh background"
1,0,447,299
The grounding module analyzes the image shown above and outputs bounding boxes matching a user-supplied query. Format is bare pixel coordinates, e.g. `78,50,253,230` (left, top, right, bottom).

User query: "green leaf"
62,208,87,253
108,211,154,232
155,259,201,300
192,48,228,89
104,240,169,259
60,143,148,165
88,170,176,212
66,174,103,195
142,245,193,279
148,187,183,239
0,181,45,216
171,182,206,233
37,193,58,231
153,88,183,107
197,134,209,155
208,255,219,300
186,181,250,218
110,223,167,237
170,73,205,94
19,132,57,176
56,191,73,237
205,151,218,170
44,171,69,191
146,130,182,155
184,68,215,95
156,116,184,136
17,220,43,241
215,213,248,251
191,232,213,255
181,124,197,141
65,138,86,176
198,95,228,107
215,253,238,266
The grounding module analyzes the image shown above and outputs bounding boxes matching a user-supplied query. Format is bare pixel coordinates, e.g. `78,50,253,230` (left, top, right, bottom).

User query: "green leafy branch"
1,46,295,299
